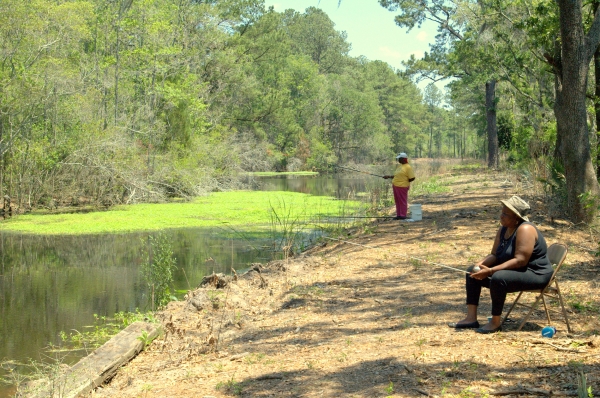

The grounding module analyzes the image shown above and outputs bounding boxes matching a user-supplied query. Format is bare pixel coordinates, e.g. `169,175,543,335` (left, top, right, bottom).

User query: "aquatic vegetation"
0,191,365,235
140,232,177,310
57,311,155,350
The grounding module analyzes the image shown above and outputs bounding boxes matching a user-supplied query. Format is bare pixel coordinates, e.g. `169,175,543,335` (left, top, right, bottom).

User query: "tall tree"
423,83,442,158
595,2,600,178
0,0,442,207
361,60,425,156
551,0,600,221
464,0,600,221
379,0,501,168
486,80,498,168
284,7,350,74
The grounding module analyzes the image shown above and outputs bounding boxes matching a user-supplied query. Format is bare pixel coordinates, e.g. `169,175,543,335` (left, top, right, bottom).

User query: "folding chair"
502,243,572,332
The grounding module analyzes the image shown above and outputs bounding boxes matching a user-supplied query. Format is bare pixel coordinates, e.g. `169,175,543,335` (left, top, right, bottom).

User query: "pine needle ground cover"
88,170,600,398
0,191,365,235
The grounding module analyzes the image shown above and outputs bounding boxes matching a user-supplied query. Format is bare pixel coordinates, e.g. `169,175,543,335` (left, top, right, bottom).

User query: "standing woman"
384,153,415,220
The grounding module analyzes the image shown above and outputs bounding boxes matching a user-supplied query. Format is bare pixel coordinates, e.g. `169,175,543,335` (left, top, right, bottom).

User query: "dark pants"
465,266,552,316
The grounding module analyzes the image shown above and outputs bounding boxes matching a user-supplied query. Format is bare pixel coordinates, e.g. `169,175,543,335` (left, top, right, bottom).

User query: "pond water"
0,174,386,396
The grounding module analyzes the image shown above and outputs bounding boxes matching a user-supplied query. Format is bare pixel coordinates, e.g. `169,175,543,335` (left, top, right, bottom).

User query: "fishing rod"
323,236,476,275
333,165,386,178
324,215,397,219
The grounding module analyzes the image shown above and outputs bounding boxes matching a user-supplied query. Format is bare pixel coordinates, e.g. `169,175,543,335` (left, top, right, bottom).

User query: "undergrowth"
410,175,452,196
56,310,156,350
0,310,155,395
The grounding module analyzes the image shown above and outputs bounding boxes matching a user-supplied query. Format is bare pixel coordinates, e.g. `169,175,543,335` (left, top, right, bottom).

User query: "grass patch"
450,162,486,172
56,310,156,350
216,377,244,395
0,191,364,235
567,292,600,313
410,176,452,196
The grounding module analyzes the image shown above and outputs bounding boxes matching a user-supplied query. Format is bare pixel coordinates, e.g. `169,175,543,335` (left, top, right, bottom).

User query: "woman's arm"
475,224,537,279
475,227,502,267
495,223,536,271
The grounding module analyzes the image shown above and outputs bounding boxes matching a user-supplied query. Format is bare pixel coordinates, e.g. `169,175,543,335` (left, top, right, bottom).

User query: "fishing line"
323,215,396,219
333,165,386,178
323,236,475,275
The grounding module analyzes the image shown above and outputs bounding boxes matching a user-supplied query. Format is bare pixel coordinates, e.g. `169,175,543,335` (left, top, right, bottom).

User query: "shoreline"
83,171,600,397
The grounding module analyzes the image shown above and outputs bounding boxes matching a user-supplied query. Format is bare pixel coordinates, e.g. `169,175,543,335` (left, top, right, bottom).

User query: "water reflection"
256,173,386,200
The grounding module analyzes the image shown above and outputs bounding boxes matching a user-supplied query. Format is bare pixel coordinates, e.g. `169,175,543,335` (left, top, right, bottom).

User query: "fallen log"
23,321,161,398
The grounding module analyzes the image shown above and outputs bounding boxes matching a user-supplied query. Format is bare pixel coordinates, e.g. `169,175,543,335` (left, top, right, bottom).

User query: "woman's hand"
470,264,493,280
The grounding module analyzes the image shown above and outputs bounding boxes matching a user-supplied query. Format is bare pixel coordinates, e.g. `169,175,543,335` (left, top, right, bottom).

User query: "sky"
263,0,441,87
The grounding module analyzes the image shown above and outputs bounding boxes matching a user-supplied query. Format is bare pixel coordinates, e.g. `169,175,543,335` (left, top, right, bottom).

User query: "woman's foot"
448,319,479,329
476,323,502,334
451,306,481,329
476,317,503,334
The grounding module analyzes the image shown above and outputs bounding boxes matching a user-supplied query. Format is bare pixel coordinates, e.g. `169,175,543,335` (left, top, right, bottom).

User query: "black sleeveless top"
495,222,553,275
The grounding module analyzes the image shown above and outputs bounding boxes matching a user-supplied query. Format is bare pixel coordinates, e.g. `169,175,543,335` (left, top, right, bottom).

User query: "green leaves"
140,232,177,310
0,0,462,209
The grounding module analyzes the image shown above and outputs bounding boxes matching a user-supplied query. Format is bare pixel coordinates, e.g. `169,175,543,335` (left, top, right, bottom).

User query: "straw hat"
500,196,530,222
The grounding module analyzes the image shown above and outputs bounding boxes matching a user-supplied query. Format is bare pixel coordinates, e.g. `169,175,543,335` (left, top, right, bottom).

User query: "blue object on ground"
541,326,556,338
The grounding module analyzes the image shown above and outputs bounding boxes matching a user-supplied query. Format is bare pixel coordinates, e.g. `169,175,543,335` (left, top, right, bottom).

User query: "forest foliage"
5,0,598,218
0,0,490,210
383,0,600,222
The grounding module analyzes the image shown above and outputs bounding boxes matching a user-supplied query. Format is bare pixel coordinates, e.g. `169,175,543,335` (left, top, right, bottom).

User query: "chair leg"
517,294,543,331
503,291,523,325
540,294,551,324
554,282,572,333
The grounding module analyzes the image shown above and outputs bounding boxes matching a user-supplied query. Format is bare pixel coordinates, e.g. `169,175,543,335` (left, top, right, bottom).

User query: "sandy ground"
89,169,600,398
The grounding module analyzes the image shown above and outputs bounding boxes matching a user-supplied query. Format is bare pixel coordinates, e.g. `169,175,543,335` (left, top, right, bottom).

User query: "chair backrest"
547,243,568,281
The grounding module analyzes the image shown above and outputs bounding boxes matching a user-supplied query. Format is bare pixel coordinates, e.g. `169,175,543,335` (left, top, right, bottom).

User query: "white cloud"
378,46,402,60
416,31,428,42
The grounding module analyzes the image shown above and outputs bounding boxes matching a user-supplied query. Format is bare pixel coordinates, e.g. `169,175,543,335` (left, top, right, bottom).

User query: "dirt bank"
91,169,600,398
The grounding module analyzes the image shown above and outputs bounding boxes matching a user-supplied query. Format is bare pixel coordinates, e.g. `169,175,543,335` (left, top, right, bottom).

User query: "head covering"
500,196,530,222
396,152,408,159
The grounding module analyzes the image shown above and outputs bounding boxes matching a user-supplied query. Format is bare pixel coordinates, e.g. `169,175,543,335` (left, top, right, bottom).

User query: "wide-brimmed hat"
396,152,408,159
500,196,530,222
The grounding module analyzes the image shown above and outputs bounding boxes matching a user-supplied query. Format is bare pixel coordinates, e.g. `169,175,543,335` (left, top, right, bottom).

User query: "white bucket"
409,204,422,221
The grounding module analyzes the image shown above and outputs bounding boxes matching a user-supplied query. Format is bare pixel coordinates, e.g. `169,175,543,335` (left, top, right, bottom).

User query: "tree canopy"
2,0,477,210
379,0,600,222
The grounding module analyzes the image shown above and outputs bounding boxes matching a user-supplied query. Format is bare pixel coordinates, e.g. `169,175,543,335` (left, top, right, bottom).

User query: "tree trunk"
463,129,466,159
486,80,499,169
555,0,600,222
453,133,456,157
0,119,3,197
428,126,433,158
114,16,120,126
595,3,600,177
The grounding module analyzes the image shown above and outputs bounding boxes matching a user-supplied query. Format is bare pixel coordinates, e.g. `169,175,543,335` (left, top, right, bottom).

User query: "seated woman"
449,196,554,334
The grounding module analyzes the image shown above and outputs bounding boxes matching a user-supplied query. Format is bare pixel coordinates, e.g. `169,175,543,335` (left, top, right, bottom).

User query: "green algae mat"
0,191,365,235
